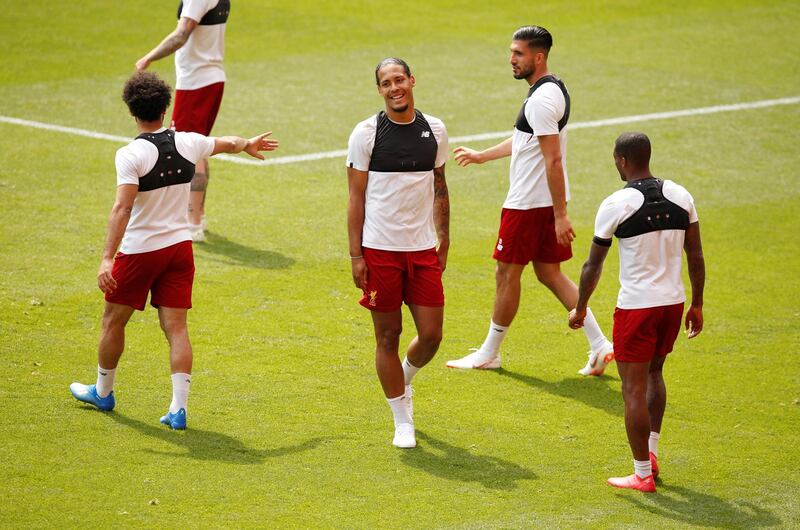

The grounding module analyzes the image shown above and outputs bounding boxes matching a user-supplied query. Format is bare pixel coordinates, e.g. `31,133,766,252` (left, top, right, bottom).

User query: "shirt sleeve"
115,146,143,187
178,132,215,164
346,119,375,171
526,83,564,136
685,190,699,223
180,0,215,22
430,117,449,168
594,196,621,241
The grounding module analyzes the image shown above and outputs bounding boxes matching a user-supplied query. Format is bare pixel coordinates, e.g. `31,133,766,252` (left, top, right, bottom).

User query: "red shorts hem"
492,207,572,264
171,82,225,136
613,303,684,363
359,248,444,312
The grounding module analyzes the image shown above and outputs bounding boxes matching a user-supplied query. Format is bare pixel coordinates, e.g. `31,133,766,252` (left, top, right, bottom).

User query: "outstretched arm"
211,132,279,159
136,17,198,71
97,184,138,293
347,167,369,289
683,221,705,338
539,134,575,247
569,241,611,329
433,164,450,271
453,137,512,167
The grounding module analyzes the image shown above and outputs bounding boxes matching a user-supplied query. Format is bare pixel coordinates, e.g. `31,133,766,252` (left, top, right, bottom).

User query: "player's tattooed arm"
433,164,450,270
136,17,198,70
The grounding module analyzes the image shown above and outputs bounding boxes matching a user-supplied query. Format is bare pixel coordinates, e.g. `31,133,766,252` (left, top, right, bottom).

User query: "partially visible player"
569,132,705,492
347,58,450,448
446,25,613,375
69,72,278,429
136,0,231,242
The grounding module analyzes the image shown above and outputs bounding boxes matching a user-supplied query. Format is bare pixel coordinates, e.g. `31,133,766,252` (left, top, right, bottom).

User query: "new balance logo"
420,131,430,138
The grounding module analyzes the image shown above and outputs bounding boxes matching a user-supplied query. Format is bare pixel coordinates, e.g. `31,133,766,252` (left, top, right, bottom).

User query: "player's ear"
410,75,416,88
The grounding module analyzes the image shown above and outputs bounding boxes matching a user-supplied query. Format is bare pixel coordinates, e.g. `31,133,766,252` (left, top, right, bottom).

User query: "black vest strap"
177,0,230,25
514,74,570,134
135,130,196,193
614,178,690,239
368,110,438,173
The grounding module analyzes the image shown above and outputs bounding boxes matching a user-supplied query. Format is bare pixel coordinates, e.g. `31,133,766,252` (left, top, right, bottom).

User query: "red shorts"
613,303,684,363
492,207,572,264
171,82,225,136
359,248,444,312
105,241,195,311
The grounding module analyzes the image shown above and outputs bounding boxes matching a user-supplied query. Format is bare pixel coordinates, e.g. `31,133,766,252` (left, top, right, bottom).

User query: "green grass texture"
1,0,799,527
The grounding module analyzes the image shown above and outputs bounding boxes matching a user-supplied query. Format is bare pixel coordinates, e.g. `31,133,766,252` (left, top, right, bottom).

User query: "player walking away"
569,132,705,492
347,58,450,448
69,72,278,429
446,26,614,375
136,0,231,243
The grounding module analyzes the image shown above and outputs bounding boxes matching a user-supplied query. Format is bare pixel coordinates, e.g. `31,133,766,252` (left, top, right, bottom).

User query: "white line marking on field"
1,96,798,166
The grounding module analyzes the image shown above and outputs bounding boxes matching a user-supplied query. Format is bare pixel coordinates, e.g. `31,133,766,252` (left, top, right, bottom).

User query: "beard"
513,66,534,80
390,102,409,113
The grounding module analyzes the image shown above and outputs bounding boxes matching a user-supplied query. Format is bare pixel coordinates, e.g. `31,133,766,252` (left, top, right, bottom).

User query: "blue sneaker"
69,383,115,411
159,408,187,430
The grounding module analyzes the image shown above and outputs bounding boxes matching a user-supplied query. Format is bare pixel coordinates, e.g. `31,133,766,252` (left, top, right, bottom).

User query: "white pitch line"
2,96,798,167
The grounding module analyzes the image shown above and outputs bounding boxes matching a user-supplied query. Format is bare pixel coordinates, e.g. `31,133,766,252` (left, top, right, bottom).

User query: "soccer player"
69,72,278,429
569,132,705,492
136,0,231,242
347,58,450,448
446,26,613,375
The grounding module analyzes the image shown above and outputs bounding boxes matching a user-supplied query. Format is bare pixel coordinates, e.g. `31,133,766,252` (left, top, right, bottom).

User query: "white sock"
387,394,412,427
649,431,660,457
479,320,509,357
96,365,116,398
634,458,652,479
169,373,191,413
582,307,607,352
402,357,420,385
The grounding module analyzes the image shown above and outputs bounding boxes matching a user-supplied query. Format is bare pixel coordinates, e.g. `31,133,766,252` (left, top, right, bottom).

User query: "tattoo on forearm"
433,166,450,240
150,32,188,62
190,171,208,192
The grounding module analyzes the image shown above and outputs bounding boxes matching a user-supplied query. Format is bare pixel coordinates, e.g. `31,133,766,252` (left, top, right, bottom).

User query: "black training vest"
367,110,438,173
136,130,195,193
177,0,230,25
614,178,690,239
514,74,570,134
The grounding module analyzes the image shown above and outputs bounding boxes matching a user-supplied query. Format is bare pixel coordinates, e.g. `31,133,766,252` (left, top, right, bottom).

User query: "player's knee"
419,327,443,348
534,267,559,288
376,326,402,350
494,265,517,288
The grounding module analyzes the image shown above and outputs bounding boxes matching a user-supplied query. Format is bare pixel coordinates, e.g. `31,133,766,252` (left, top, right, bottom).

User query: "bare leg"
491,262,526,326
98,302,136,369
405,304,444,369
371,310,404,398
532,261,577,310
158,307,193,374
647,354,667,433
188,158,209,226
617,360,651,461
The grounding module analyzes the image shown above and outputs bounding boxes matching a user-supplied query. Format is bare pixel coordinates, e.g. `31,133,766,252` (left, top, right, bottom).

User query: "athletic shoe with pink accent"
578,340,615,376
607,473,656,492
446,348,501,370
650,452,659,479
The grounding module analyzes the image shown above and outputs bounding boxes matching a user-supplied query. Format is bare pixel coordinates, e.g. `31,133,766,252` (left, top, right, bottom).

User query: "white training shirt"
347,113,449,251
115,128,215,254
175,0,227,90
594,180,698,309
505,82,569,209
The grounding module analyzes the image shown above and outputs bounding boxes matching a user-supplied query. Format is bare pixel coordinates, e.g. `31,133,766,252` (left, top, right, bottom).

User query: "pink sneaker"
607,473,656,492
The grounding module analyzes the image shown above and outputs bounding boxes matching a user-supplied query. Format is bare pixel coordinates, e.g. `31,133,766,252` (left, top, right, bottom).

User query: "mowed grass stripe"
0,95,797,166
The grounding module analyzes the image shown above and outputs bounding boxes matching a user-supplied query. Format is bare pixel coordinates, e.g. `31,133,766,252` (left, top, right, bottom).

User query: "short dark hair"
614,132,652,167
374,57,412,85
122,72,172,122
512,25,553,52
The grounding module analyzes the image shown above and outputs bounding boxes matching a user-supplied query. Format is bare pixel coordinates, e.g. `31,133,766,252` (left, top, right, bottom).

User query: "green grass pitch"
1,0,799,527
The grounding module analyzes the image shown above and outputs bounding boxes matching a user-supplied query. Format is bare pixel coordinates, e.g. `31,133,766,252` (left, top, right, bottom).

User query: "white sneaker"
578,340,615,376
446,348,501,370
189,224,205,243
405,385,414,424
393,422,416,448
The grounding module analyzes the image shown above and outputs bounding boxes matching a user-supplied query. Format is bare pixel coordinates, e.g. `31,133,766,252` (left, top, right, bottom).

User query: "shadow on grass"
102,411,324,465
196,232,295,270
399,430,536,490
496,368,623,417
618,482,780,527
